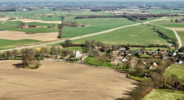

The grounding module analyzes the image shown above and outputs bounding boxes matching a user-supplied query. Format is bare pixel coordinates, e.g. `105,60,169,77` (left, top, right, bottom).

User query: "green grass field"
4,21,53,26
137,17,161,23
0,18,135,34
129,47,171,51
177,31,184,46
165,64,184,79
149,9,179,14
144,89,184,100
149,24,177,40
63,47,84,51
68,25,172,46
0,39,41,50
62,18,136,38
151,17,184,28
83,56,113,67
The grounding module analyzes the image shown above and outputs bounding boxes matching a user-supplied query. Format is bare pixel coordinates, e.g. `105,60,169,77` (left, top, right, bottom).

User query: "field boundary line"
0,17,167,52
150,24,182,49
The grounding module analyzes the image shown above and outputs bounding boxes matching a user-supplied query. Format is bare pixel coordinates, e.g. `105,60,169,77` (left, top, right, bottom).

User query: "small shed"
29,25,37,28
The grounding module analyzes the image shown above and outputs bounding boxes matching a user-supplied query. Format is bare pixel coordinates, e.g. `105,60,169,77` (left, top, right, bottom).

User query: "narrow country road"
151,24,182,49
0,17,167,52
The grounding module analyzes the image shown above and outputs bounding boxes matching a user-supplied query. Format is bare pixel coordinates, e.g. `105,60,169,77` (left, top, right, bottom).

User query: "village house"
163,55,169,59
176,59,184,64
114,57,123,62
172,52,177,56
177,19,184,23
113,50,120,55
159,49,166,54
74,50,83,58
122,57,128,62
149,62,158,70
119,46,126,51
153,54,159,58
29,25,37,28
44,57,51,60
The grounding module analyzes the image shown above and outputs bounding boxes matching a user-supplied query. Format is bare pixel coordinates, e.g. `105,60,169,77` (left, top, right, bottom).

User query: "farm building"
20,26,26,28
177,20,184,23
29,25,37,28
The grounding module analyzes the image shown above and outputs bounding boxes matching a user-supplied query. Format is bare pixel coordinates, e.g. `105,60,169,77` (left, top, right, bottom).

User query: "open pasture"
144,89,184,100
177,31,184,45
62,18,135,38
0,39,40,50
69,25,171,45
165,64,184,79
149,9,179,14
0,17,135,35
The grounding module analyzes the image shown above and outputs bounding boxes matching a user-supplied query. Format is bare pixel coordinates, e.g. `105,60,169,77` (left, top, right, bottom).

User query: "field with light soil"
0,60,137,100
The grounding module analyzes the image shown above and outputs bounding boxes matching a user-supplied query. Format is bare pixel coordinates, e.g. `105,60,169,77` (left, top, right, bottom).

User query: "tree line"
152,26,178,48
58,16,65,39
75,14,173,20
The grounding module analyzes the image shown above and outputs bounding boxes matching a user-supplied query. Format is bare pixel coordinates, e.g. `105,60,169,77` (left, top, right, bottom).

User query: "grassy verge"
177,31,184,46
144,89,184,100
165,64,184,79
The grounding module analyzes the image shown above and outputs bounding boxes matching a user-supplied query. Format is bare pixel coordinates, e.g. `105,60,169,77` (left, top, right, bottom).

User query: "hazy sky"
1,0,184,2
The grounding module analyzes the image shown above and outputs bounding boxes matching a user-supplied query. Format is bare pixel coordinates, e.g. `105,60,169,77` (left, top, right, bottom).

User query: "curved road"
0,17,167,52
151,24,182,49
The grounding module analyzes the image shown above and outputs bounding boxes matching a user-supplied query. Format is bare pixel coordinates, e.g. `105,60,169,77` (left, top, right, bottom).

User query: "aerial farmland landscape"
1,0,184,100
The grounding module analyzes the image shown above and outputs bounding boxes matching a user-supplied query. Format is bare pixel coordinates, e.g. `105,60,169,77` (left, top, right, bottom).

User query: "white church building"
74,51,83,58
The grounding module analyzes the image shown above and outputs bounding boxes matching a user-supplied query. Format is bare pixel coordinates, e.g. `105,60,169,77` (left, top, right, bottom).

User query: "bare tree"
3,51,12,59
19,22,25,27
90,50,100,57
12,49,18,59
129,57,138,74
61,49,73,58
40,48,47,59
57,47,62,56
50,46,57,58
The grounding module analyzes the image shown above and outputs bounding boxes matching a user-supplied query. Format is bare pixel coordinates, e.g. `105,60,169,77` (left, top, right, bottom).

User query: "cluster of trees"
0,14,6,18
122,59,174,100
152,26,178,48
47,23,58,28
153,27,170,39
62,40,85,47
179,46,184,52
21,48,40,69
84,40,109,53
123,79,154,100
62,21,86,27
0,46,74,60
126,43,168,48
75,14,171,20
75,15,127,19
62,21,78,27
128,16,147,22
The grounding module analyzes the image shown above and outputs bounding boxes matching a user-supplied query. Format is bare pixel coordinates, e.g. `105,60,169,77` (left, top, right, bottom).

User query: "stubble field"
0,60,137,100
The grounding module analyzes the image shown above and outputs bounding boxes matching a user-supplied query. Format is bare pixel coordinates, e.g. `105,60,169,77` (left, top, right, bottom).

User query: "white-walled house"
75,51,83,58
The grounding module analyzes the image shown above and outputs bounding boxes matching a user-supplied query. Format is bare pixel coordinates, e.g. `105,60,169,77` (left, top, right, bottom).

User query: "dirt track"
166,27,184,31
0,60,137,100
0,31,58,41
